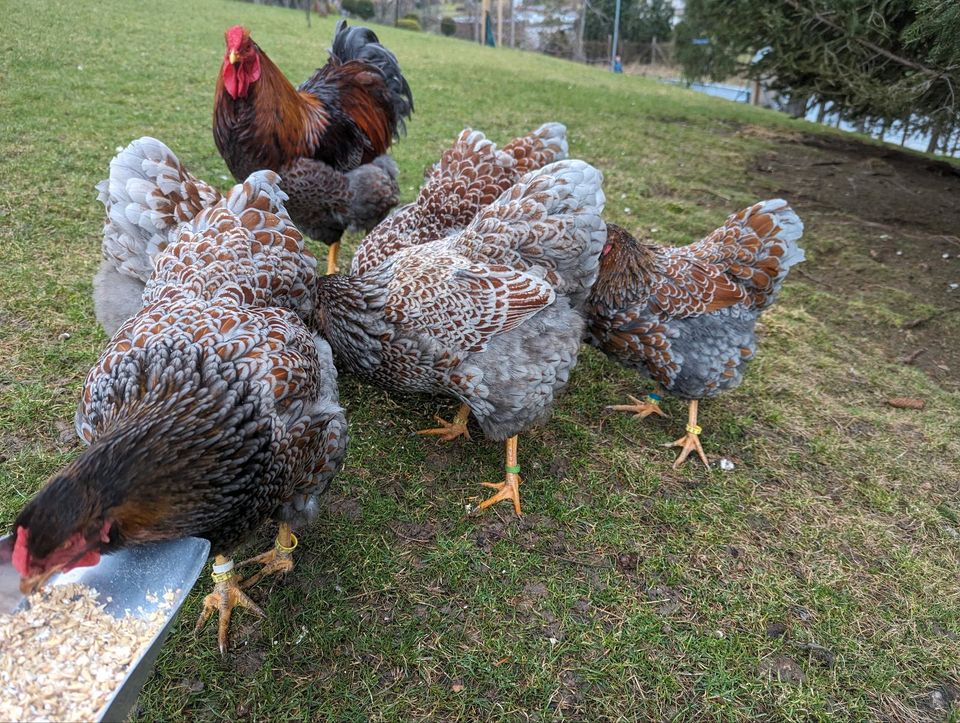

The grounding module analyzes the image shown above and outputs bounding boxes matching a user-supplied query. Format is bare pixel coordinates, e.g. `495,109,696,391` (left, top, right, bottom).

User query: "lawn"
2,0,960,720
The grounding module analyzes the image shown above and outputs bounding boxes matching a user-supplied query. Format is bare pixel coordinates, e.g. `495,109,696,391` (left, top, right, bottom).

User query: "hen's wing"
638,199,805,320
77,299,346,513
384,249,554,353
380,158,604,352
350,123,568,276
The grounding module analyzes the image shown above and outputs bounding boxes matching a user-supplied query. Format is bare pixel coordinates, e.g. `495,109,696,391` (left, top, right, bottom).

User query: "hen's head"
221,25,262,99
599,223,639,265
11,468,115,593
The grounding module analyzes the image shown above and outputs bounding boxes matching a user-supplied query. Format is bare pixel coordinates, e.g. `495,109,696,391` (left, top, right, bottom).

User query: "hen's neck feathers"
589,225,659,312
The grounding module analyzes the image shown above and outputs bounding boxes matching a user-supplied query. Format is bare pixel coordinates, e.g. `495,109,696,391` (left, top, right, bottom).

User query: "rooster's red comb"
225,25,249,51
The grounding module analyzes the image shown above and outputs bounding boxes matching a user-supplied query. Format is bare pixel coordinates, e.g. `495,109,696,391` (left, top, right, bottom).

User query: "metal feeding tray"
0,534,210,722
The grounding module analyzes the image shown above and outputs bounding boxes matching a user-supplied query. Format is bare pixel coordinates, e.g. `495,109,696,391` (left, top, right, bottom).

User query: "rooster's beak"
229,50,239,65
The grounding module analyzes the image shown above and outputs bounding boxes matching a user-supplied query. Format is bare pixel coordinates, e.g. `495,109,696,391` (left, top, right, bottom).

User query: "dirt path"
750,131,960,390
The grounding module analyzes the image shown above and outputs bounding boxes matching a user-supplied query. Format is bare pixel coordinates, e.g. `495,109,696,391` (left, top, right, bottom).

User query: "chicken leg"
416,402,471,442
237,522,297,590
607,386,667,419
664,399,709,468
473,436,523,516
326,242,340,275
194,555,265,656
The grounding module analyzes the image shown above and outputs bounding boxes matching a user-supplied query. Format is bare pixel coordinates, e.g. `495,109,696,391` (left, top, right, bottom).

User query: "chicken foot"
416,402,471,442
326,242,340,275
607,386,667,419
664,399,709,468
237,522,297,590
194,555,265,656
473,436,523,516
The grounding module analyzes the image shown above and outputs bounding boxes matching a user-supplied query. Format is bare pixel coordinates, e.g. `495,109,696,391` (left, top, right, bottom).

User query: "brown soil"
750,131,960,389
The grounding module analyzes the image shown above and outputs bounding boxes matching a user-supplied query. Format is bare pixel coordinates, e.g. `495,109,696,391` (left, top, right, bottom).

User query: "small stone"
949,283,959,291
451,680,465,693
624,207,632,214
766,621,788,638
943,253,951,259
719,457,735,471
895,250,903,256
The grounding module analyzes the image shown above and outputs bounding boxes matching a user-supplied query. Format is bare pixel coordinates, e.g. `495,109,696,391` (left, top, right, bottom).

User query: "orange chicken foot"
664,399,710,468
237,522,297,590
473,436,523,516
194,555,265,656
416,403,471,442
607,388,667,419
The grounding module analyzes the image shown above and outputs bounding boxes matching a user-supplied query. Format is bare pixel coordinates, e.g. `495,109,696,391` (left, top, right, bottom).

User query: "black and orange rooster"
214,21,414,274
586,200,804,467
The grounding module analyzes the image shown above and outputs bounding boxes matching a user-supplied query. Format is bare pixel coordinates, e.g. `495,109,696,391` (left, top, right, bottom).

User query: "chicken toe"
607,391,666,420
472,436,523,516
194,556,265,656
416,403,471,443
237,523,297,590
664,400,710,468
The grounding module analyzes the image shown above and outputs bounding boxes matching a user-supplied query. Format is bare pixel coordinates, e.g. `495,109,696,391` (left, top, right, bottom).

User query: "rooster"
586,200,804,467
312,159,605,515
214,21,414,275
14,172,347,654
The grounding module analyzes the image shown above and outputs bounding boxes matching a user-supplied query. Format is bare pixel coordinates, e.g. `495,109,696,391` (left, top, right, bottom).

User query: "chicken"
350,122,568,276
214,20,414,274
585,200,805,467
312,160,605,515
13,172,347,654
93,137,223,336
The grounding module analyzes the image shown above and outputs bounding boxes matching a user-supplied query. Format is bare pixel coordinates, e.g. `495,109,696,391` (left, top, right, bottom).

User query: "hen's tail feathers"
502,122,569,175
331,20,414,136
456,159,607,307
150,170,317,319
96,137,222,283
696,199,805,311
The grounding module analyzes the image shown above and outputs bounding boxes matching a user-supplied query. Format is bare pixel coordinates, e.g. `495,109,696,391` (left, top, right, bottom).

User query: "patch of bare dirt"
751,132,960,388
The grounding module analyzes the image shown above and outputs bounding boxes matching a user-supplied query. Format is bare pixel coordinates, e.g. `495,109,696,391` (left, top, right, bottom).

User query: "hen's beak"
229,50,239,65
19,565,62,595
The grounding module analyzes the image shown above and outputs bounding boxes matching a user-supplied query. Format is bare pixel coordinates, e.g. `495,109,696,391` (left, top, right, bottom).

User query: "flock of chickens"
9,21,805,653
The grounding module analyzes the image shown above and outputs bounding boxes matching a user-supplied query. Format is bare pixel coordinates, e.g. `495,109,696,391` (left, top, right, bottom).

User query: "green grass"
3,0,960,720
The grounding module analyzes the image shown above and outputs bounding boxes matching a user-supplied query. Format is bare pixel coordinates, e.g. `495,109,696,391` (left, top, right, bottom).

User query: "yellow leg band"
276,532,298,554
686,424,702,436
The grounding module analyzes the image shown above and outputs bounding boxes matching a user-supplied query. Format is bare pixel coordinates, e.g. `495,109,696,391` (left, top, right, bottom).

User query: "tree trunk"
574,0,586,62
927,124,941,154
304,0,311,26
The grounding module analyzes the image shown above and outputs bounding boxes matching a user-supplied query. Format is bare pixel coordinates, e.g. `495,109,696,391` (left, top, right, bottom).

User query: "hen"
14,173,347,654
586,200,804,467
351,122,568,276
214,21,414,274
94,137,224,336
312,159,605,514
